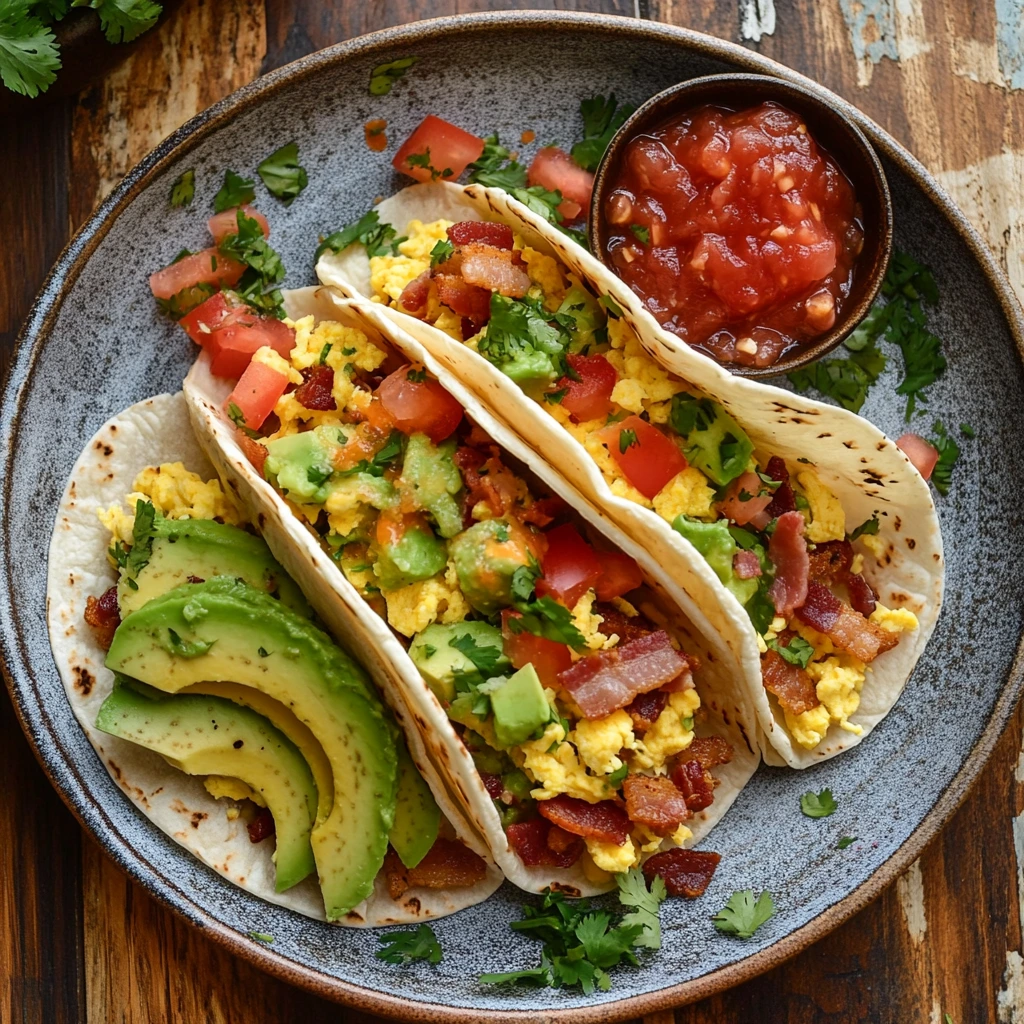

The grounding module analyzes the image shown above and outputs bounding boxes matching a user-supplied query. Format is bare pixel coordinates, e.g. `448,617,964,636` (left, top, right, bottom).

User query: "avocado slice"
490,663,551,748
400,434,464,539
119,514,311,619
95,682,317,892
409,621,509,704
389,739,441,869
105,577,397,920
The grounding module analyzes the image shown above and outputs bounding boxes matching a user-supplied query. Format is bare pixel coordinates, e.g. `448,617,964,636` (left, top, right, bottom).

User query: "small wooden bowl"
589,73,893,379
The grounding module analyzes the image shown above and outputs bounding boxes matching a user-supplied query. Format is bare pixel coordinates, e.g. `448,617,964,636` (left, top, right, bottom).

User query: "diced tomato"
594,551,643,601
207,205,270,244
179,291,246,346
237,432,268,476
393,115,485,183
895,433,940,481
555,353,617,423
598,415,687,499
535,523,602,608
501,609,572,688
527,147,595,221
376,364,463,443
207,315,296,380
149,247,245,300
225,359,289,430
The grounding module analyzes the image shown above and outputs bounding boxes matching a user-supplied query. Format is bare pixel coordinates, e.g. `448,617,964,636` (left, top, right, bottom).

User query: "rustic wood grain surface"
2,1,1023,1021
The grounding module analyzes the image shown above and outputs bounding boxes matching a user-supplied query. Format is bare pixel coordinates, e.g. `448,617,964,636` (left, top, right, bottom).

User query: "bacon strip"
247,807,275,844
761,648,820,716
397,270,432,316
591,604,655,644
680,735,734,771
715,471,772,529
623,775,692,833
447,221,514,250
846,572,878,617
763,455,796,517
643,848,721,898
458,244,531,297
670,759,715,811
506,818,582,868
537,795,630,845
796,582,898,663
84,585,121,651
383,838,488,899
733,549,762,579
434,273,492,320
557,631,693,720
767,510,809,617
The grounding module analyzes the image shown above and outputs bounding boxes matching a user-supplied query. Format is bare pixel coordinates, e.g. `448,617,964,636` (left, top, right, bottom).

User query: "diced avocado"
95,681,317,892
449,518,533,615
501,769,533,802
669,394,754,487
374,524,447,591
447,693,488,735
672,516,758,606
263,427,339,503
105,577,396,920
400,434,464,539
557,284,606,352
325,472,396,514
119,514,311,618
501,347,559,386
388,739,441,869
490,664,551,748
409,621,509,704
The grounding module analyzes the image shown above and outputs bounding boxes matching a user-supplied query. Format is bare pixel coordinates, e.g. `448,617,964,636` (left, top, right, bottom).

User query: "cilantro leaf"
571,94,635,172
315,209,403,262
616,867,666,950
79,0,161,44
124,499,158,582
960,422,976,439
849,516,879,541
629,224,649,245
257,141,307,205
406,148,452,181
713,890,775,939
368,55,418,96
837,836,856,850
0,3,60,97
800,788,837,818
213,169,256,213
164,627,214,658
218,209,286,318
509,596,587,650
478,293,570,381
430,237,453,268
467,134,528,190
618,428,638,454
169,168,194,208
510,560,540,602
788,339,886,413
376,924,442,965
448,633,505,677
929,420,960,496
767,634,814,669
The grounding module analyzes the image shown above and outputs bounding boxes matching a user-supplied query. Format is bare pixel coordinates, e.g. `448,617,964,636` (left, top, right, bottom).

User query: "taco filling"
363,217,920,750
223,311,735,888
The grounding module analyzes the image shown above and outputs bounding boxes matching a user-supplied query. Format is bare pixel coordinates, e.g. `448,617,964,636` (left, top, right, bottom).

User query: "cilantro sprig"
570,94,635,172
218,209,287,319
800,788,838,818
257,141,308,206
508,595,587,650
213,169,256,213
315,209,405,263
929,420,961,496
712,890,775,939
169,169,195,208
376,924,442,965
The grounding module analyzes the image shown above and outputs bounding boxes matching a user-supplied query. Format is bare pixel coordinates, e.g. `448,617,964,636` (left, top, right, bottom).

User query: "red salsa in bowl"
592,77,891,375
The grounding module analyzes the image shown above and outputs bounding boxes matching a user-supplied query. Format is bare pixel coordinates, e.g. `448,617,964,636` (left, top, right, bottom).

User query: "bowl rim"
587,70,894,379
2,10,1023,1022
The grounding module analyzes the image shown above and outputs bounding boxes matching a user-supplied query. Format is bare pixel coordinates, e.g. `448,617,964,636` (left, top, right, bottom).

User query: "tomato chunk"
226,359,288,429
594,551,643,601
527,147,595,221
555,353,617,423
895,433,939,481
393,115,485,183
207,315,296,379
376,364,463,443
502,609,572,689
598,415,687,499
179,291,246,346
207,205,270,244
535,523,602,608
149,247,245,300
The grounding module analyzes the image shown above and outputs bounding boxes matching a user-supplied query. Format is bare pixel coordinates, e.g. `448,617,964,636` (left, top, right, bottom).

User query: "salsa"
601,102,864,369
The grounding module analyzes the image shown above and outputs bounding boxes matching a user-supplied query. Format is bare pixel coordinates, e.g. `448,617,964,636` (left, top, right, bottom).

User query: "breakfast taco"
47,391,502,925
315,181,944,769
181,286,759,899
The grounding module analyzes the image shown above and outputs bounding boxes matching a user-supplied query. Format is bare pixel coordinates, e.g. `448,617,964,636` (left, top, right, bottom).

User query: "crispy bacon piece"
807,539,853,581
434,273,492,320
761,648,820,716
681,735,734,771
457,243,531,297
293,365,337,411
84,585,121,651
763,455,796,517
846,572,877,617
546,824,581,855
461,316,486,339
670,759,715,812
625,689,669,732
397,269,432,316
557,631,693,720
480,772,504,799
506,817,582,868
796,581,898,663
537,795,630,845
383,838,488,899
520,495,568,528
767,510,809,617
447,221,514,250
236,432,268,475
715,471,772,529
453,446,525,520
643,848,721,898
247,807,275,844
623,775,692,833
733,549,762,579
591,604,655,644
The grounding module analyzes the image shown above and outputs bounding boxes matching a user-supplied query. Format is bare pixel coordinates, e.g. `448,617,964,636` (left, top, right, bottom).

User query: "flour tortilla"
317,181,945,768
46,392,502,925
183,287,760,898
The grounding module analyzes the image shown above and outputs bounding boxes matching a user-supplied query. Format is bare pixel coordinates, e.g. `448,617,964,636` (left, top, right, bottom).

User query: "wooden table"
3,2,1022,1021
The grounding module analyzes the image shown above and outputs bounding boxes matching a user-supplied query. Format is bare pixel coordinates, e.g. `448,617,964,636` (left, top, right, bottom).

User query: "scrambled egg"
381,560,471,637
871,604,919,633
519,721,614,803
572,710,635,774
204,776,266,807
570,590,615,651
859,532,887,560
520,246,566,307
631,689,700,770
795,470,845,543
652,468,716,522
369,218,451,303
586,836,638,873
604,318,687,425
324,477,387,538
99,462,243,546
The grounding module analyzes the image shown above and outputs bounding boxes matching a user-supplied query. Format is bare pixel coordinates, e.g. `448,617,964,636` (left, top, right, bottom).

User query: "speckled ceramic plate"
3,12,1023,1022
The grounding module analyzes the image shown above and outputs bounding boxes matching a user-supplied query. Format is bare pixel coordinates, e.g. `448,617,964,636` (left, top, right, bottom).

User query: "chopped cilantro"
712,890,775,939
960,422,976,439
509,596,587,650
217,210,286,319
342,346,357,355
767,634,814,669
315,209,404,262
599,294,623,318
213,169,255,213
165,628,214,658
570,94,635,172
407,367,428,383
257,647,269,658
800,788,837,818
929,420,960,496
169,169,194,208
406,148,452,181
618,428,638,454
606,764,628,787
837,836,856,850
368,56,418,96
338,430,404,479
849,516,879,541
448,633,505,677
257,141,308,205
495,523,510,542
318,342,332,365
124,500,158,583
226,401,262,440
420,644,437,659
376,924,442,965
511,561,540,602
629,224,650,245
478,293,570,378
544,387,568,404
247,931,274,943
430,237,454,267
155,281,217,320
